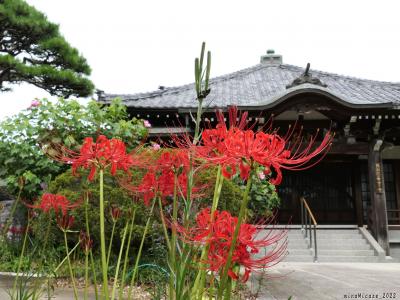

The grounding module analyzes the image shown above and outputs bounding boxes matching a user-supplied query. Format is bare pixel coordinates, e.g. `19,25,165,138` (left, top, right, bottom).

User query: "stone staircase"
283,228,379,262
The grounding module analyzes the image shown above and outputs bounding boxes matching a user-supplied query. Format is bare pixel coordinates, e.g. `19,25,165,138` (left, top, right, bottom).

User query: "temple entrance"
277,161,356,224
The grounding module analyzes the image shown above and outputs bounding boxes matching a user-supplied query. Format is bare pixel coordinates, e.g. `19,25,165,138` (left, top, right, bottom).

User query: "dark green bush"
30,169,164,265
195,166,280,220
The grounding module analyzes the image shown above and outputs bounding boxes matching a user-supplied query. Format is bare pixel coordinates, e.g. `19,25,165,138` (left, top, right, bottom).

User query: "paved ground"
248,262,400,300
2,263,400,299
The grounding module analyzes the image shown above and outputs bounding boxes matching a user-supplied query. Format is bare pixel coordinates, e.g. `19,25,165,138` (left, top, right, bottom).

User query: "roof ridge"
103,63,274,99
281,64,400,86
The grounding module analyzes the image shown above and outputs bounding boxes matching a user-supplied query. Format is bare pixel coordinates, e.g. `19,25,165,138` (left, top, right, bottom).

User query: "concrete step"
286,229,360,234
287,249,312,255
316,256,379,262
261,228,381,262
317,249,375,256
288,234,362,240
283,255,313,262
288,239,368,246
317,243,372,250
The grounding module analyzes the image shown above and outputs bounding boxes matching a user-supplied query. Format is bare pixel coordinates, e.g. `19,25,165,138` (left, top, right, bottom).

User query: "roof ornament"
286,63,327,89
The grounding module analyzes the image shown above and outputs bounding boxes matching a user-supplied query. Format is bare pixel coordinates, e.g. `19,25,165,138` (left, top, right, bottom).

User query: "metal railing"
387,209,400,225
300,197,318,262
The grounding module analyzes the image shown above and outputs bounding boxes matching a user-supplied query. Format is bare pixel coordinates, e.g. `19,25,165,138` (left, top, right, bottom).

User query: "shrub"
196,166,280,219
30,169,164,264
0,98,147,198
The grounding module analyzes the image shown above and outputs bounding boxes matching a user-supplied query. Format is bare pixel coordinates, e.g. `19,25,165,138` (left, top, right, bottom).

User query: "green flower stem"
89,250,99,300
84,251,89,300
224,278,233,300
63,231,79,300
99,169,109,300
193,99,203,145
111,220,129,300
218,172,253,299
54,240,80,273
84,191,99,300
119,208,136,300
107,220,117,266
169,172,179,300
11,217,30,298
127,199,156,300
2,184,23,237
158,197,171,251
192,166,223,298
41,217,52,255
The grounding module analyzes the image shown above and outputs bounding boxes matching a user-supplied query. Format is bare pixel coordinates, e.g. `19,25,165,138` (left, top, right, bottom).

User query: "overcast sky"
1,0,400,120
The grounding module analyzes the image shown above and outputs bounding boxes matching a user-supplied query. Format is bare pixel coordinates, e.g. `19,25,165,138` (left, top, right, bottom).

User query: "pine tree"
0,0,94,97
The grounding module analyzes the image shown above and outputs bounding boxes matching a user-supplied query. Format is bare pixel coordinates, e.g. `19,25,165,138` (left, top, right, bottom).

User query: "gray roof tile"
100,64,400,109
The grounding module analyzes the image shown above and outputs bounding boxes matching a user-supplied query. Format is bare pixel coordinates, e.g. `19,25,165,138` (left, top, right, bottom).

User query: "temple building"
98,50,400,259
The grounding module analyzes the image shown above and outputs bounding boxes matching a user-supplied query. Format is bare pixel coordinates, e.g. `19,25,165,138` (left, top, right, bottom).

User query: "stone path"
2,263,400,299
248,262,400,300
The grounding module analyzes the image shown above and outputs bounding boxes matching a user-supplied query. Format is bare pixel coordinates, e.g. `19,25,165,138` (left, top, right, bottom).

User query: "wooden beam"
329,142,369,155
368,139,390,255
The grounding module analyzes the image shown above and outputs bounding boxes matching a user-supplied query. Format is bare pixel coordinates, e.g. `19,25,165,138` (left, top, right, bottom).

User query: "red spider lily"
52,135,143,181
195,106,333,184
79,230,93,253
157,150,190,174
122,169,178,206
57,214,75,231
110,206,122,222
24,193,81,216
120,149,203,206
179,208,287,282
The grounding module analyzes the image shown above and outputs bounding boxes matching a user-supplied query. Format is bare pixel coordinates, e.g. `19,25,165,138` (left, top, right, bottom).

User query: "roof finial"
260,49,282,65
286,63,327,89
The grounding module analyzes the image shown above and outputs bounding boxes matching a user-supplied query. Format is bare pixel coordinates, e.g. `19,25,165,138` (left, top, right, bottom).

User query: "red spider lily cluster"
25,193,80,216
195,107,333,184
179,208,287,282
120,150,201,206
23,193,80,233
55,135,141,181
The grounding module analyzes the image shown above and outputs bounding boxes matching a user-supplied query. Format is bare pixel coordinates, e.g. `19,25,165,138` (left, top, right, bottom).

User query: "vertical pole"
309,214,312,248
304,213,308,238
313,224,318,262
301,199,304,232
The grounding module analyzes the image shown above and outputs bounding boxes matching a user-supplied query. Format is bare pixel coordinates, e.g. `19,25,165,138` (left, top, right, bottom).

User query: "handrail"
302,198,318,226
300,197,318,262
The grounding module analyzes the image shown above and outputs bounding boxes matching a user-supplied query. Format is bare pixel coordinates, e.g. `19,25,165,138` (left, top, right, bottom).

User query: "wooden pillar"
394,161,400,212
368,139,390,255
353,161,363,227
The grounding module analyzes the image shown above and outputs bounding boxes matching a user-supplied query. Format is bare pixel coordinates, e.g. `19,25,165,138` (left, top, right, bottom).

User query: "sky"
1,0,400,120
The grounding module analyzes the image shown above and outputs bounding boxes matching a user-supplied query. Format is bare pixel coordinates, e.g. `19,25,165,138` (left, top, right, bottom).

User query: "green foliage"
196,166,280,219
6,274,46,300
195,166,243,216
0,0,94,97
0,98,147,198
247,171,280,221
30,168,162,263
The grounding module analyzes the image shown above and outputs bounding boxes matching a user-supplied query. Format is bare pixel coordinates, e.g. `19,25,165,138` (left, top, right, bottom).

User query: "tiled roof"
99,64,400,110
